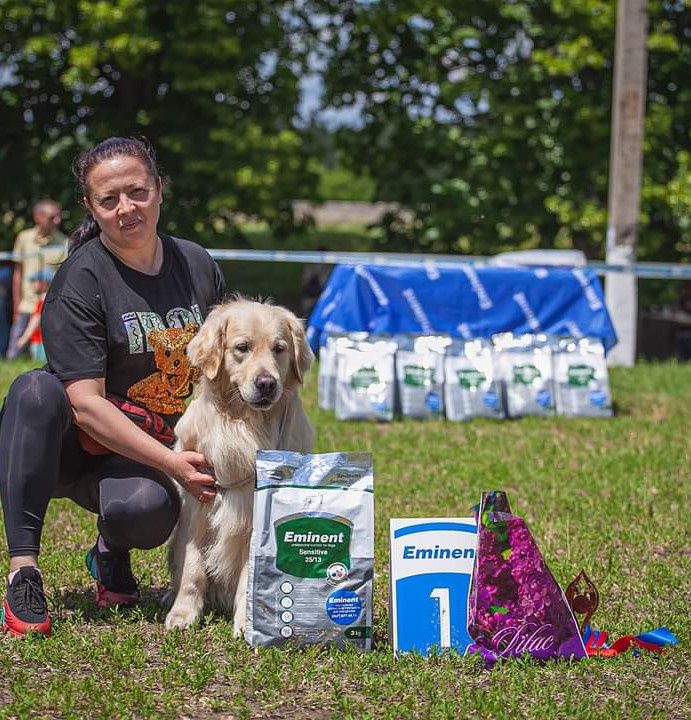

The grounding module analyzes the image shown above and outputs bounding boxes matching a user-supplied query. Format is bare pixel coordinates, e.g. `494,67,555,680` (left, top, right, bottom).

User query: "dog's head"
186,298,313,410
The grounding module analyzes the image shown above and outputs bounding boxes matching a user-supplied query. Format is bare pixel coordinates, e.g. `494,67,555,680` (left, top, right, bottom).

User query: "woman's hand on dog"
167,451,217,503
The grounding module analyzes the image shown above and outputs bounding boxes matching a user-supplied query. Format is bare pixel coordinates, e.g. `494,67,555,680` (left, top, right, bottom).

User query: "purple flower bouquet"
467,491,587,666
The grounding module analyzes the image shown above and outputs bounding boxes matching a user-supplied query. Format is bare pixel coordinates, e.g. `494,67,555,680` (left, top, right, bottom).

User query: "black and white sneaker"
1,567,52,637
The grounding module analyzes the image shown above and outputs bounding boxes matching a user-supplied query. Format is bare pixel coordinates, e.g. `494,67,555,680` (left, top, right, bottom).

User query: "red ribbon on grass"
583,625,678,658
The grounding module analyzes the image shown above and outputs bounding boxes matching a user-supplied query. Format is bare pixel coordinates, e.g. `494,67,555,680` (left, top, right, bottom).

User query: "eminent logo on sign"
402,544,475,560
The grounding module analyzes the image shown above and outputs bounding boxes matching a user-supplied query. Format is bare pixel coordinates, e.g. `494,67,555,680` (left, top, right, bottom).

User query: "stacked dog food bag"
553,337,612,417
318,331,612,422
394,334,450,419
318,333,369,412
493,333,555,418
334,337,397,421
444,339,504,421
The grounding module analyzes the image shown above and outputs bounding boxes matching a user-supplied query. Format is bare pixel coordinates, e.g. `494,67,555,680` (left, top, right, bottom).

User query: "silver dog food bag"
245,451,374,649
335,338,397,421
493,333,555,418
444,339,505,420
553,337,613,417
318,333,370,411
395,335,450,419
318,336,339,411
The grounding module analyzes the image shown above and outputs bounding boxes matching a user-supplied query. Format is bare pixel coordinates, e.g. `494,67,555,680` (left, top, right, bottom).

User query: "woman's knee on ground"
98,473,180,550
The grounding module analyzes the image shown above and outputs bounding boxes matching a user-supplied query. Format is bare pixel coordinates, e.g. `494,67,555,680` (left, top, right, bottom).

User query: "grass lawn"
0,359,689,719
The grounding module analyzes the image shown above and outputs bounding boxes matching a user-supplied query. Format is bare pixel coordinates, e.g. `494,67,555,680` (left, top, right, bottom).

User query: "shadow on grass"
612,400,627,416
54,584,169,625
54,585,271,633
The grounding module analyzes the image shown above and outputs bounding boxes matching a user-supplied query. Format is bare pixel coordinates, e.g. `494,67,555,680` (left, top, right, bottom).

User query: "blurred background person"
6,199,67,359
13,268,55,363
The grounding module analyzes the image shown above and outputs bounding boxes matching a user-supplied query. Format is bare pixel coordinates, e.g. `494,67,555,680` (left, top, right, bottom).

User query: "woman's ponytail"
68,212,99,255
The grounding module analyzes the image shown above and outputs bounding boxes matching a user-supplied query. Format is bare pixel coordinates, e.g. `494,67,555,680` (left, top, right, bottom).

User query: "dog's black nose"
254,373,277,397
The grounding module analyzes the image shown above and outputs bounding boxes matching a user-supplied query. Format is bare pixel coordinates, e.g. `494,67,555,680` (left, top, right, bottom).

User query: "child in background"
15,268,54,363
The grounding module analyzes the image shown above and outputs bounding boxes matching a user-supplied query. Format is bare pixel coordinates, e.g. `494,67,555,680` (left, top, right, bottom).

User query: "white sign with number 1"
389,518,477,657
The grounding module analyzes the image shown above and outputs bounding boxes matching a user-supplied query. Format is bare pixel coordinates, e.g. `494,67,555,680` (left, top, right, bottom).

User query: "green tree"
0,0,318,249
310,0,690,262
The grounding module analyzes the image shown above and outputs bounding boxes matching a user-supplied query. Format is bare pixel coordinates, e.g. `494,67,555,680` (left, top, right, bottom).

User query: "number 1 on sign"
430,587,451,648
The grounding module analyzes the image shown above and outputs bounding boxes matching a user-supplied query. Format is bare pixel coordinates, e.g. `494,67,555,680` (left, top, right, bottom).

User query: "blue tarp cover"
307,264,617,352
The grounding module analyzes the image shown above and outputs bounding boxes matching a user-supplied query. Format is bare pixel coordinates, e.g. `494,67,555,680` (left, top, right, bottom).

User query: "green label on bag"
404,365,435,387
350,367,379,390
275,516,352,578
567,364,595,387
456,368,486,389
513,364,541,385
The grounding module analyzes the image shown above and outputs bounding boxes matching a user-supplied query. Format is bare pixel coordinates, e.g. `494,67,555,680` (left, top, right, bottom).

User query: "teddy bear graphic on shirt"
127,324,200,415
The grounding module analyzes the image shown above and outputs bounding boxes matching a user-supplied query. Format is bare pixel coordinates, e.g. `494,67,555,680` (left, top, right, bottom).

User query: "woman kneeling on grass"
0,137,225,636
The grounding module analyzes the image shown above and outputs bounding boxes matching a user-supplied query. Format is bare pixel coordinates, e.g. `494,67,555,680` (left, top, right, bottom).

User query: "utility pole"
605,0,649,367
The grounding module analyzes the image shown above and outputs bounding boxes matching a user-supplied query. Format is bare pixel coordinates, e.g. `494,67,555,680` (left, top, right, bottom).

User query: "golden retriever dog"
165,297,314,634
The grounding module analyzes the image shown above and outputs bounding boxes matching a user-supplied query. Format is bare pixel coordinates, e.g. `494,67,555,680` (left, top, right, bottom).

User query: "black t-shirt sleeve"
42,293,108,380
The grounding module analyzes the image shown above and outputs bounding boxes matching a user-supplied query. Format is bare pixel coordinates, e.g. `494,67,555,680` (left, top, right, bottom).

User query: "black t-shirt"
43,233,226,425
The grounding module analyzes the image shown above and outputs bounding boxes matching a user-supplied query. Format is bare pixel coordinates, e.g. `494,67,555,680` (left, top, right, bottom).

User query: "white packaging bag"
246,451,374,649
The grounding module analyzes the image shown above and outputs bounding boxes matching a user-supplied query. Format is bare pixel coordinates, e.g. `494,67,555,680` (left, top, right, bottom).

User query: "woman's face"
84,155,162,248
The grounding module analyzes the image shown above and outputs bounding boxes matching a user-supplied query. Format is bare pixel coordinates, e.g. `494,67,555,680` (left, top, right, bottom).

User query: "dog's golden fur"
165,297,314,633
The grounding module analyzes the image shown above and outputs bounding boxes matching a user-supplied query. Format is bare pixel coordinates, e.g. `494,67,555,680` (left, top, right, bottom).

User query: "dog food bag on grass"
246,450,374,650
444,339,505,421
335,338,397,421
493,333,555,418
318,336,339,411
395,335,450,419
318,333,369,411
553,337,613,417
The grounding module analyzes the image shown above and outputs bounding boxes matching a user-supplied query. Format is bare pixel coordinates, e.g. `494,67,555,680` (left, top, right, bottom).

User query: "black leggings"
0,370,180,557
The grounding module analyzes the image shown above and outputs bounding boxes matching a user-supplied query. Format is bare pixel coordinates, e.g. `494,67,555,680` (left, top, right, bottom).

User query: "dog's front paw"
233,608,246,638
165,601,203,631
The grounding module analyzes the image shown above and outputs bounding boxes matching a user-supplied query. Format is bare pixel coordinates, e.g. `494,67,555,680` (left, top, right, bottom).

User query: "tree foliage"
310,0,690,262
0,0,317,248
1,0,689,266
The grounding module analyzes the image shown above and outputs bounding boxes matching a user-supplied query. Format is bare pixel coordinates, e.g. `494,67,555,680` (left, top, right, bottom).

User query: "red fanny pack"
77,394,176,455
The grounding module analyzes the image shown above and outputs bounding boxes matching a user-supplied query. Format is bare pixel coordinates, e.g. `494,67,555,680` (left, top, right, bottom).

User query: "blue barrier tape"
1,248,689,279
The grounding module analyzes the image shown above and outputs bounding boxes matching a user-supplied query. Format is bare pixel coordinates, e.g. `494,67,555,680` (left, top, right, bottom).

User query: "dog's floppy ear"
186,306,227,380
283,311,313,384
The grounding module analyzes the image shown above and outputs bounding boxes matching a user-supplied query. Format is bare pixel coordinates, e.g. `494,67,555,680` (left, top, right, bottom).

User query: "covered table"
306,263,617,352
